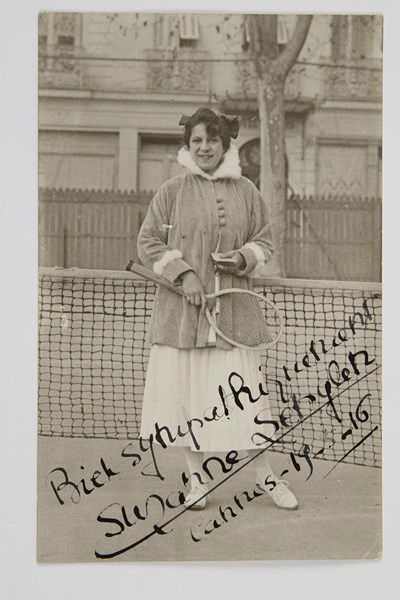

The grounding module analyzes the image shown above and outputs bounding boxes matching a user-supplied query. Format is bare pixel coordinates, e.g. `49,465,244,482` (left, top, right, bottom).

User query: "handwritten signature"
44,294,380,559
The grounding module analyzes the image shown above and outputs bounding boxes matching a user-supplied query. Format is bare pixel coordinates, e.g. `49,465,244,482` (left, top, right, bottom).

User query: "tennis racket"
126,260,283,351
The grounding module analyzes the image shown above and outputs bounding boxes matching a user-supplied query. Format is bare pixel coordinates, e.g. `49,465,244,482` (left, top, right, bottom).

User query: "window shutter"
351,15,373,60
179,14,200,40
54,13,76,46
331,15,349,61
277,15,289,45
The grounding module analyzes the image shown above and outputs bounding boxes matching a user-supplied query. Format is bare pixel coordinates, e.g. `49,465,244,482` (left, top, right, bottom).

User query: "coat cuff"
153,250,193,284
237,242,266,276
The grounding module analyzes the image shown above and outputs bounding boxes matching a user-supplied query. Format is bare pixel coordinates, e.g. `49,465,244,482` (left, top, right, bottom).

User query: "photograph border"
1,0,398,598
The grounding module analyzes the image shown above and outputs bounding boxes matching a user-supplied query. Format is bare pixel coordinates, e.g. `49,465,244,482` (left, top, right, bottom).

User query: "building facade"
38,12,382,197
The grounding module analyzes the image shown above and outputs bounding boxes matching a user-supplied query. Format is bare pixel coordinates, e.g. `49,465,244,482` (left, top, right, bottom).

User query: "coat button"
216,197,224,204
217,207,225,215
219,218,226,226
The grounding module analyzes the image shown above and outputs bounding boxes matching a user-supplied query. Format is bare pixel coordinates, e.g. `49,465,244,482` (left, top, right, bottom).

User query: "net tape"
38,268,382,468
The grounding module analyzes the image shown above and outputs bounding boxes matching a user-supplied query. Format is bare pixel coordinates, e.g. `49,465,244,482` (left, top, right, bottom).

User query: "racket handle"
126,261,186,297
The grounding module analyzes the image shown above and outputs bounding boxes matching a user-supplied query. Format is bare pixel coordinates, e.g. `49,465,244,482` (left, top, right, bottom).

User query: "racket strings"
214,292,275,348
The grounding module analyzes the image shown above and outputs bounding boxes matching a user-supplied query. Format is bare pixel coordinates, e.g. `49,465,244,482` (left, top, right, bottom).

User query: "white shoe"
265,480,298,510
184,486,208,510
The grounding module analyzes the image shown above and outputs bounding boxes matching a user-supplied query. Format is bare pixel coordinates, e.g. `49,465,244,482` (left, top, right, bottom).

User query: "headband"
179,111,240,139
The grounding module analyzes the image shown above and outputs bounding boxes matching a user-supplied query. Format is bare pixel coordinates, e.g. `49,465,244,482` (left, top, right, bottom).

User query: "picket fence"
39,188,381,281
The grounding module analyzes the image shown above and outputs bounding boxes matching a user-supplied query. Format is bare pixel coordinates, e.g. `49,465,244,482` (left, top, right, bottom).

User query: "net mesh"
38,268,382,468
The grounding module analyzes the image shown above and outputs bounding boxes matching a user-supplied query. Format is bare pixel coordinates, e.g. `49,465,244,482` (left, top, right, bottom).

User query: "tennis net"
38,267,382,468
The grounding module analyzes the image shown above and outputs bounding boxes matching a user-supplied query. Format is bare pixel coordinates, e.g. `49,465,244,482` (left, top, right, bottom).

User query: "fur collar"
177,143,241,181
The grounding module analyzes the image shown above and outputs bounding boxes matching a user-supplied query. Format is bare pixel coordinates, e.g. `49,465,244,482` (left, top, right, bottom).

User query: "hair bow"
179,111,240,139
219,114,239,139
179,115,191,126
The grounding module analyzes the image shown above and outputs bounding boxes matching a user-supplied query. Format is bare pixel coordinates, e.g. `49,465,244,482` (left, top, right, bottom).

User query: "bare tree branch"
277,15,313,76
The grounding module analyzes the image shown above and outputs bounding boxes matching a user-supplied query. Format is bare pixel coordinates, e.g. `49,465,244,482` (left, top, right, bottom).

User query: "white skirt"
140,344,275,451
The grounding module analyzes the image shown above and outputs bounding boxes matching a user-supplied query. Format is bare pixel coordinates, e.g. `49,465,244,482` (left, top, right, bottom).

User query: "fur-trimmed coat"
137,143,274,349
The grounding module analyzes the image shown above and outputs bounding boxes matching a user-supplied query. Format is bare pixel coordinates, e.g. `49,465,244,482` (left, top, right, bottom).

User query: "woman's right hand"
181,271,207,312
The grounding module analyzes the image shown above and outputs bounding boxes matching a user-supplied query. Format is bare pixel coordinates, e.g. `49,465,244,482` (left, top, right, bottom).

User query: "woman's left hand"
212,251,246,274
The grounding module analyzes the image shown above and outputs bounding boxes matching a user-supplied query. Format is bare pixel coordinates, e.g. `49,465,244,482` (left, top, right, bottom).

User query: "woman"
137,107,298,510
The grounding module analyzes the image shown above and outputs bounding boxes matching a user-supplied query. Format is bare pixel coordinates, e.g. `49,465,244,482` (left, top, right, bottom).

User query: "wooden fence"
39,188,382,281
39,188,152,271
285,194,381,281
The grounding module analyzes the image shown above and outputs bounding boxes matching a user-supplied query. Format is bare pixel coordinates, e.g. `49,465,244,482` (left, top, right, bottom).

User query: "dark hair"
182,108,231,152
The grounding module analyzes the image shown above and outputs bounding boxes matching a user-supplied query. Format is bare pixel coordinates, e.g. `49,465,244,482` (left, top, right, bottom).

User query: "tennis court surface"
37,438,381,562
37,268,382,562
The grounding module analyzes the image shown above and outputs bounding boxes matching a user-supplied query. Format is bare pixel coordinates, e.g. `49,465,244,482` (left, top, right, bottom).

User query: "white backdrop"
0,0,398,599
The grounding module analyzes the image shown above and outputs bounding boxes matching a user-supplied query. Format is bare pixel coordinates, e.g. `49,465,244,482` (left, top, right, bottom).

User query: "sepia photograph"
36,10,382,563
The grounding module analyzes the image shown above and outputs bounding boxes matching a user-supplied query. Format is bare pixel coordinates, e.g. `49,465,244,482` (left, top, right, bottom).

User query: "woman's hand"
181,271,207,312
212,251,246,274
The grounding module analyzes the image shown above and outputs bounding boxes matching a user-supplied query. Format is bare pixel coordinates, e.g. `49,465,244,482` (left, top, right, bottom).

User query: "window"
54,13,77,46
178,14,199,48
38,12,81,54
153,14,200,50
239,138,291,194
138,136,185,192
351,15,374,60
238,139,261,188
277,15,289,47
57,34,75,46
179,38,196,49
331,15,382,62
331,15,349,61
179,14,200,40
39,13,83,85
39,131,119,190
317,139,382,197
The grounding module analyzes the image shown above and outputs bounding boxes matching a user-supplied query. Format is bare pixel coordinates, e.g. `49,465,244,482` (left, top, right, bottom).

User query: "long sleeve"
237,181,275,277
137,185,193,284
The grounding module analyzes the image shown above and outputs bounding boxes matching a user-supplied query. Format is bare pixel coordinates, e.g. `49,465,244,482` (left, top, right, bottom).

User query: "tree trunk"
258,71,286,276
247,14,312,277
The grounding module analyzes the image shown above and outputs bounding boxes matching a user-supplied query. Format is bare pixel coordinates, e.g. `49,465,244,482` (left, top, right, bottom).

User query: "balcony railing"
233,56,382,103
39,46,210,95
38,45,381,102
145,49,210,94
39,43,88,89
233,59,316,100
324,61,382,101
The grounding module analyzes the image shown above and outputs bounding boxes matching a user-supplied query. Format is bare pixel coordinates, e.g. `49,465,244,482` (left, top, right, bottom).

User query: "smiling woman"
182,109,230,176
135,107,299,513
188,124,224,174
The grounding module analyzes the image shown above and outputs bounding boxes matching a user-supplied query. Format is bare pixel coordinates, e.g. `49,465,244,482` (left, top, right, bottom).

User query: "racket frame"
126,261,283,350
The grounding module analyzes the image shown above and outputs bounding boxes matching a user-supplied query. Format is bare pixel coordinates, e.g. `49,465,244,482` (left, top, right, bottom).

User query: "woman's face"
188,123,224,174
